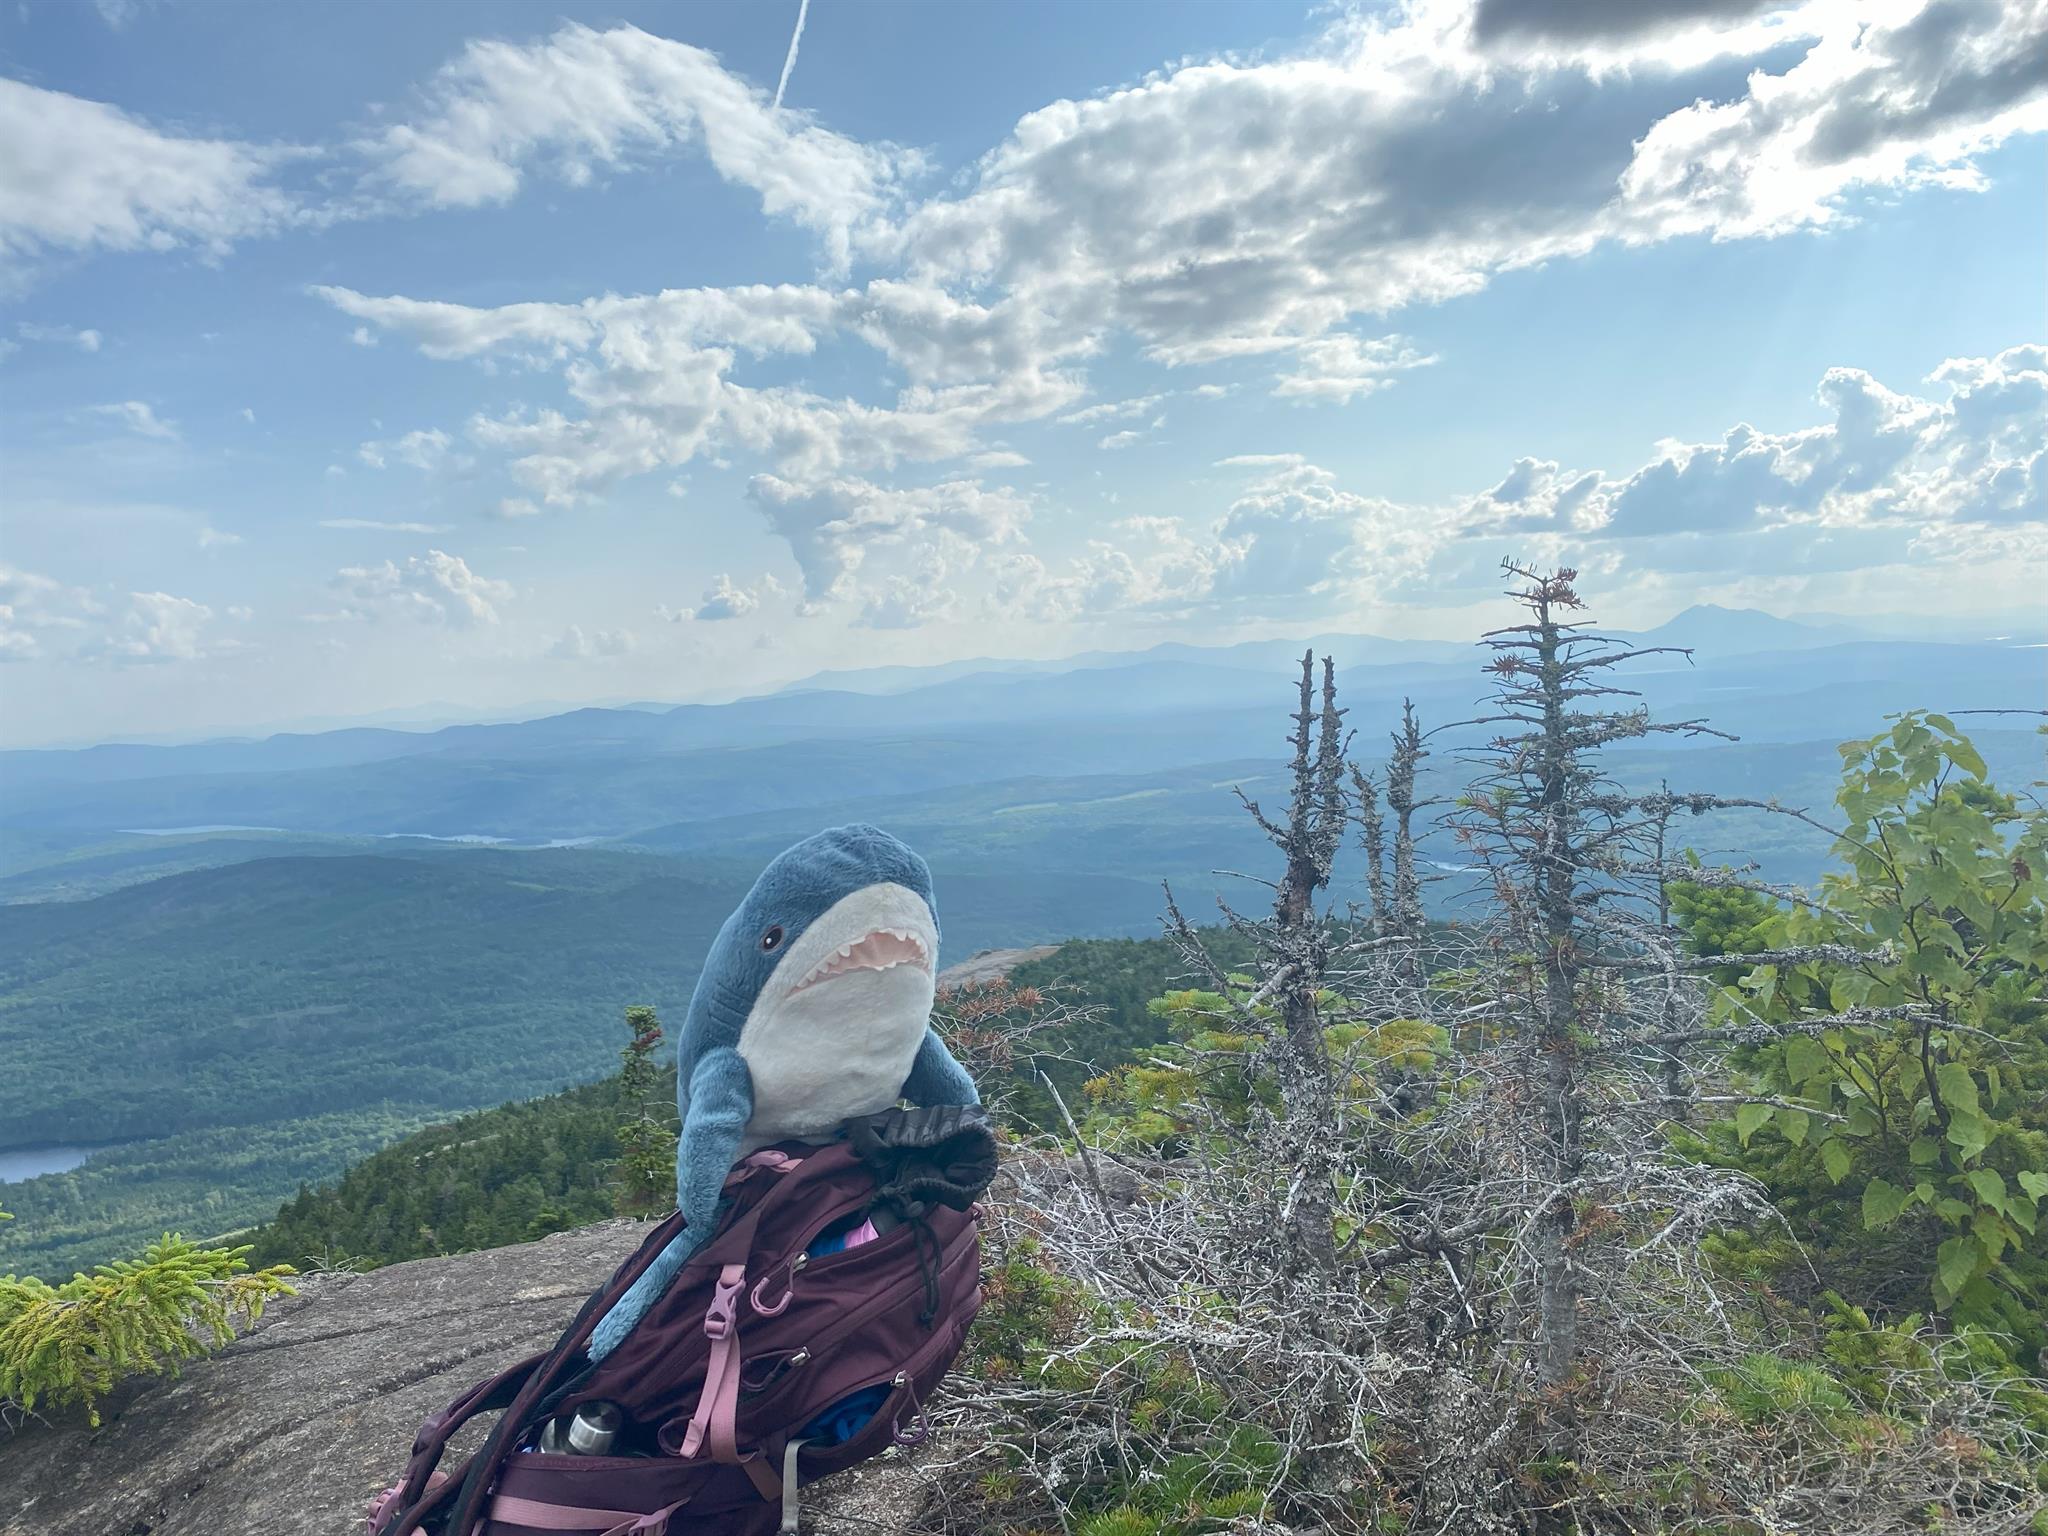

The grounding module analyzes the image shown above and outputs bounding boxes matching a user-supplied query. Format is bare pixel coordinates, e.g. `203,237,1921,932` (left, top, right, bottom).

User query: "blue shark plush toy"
588,823,978,1360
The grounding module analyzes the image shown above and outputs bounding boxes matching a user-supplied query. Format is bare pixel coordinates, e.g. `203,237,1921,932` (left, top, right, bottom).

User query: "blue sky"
0,0,2042,747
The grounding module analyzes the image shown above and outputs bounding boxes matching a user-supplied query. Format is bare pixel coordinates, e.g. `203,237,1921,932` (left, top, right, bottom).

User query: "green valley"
2,620,2039,1284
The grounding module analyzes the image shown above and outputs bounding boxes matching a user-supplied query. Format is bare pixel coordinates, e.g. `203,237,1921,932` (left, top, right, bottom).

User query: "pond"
0,1145,97,1183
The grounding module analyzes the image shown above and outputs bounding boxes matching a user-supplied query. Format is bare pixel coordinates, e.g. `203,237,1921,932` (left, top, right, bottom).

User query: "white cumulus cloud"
745,473,1030,610
357,426,454,471
550,624,635,659
357,23,916,269
90,591,218,664
692,573,761,621
330,549,513,626
1273,334,1435,403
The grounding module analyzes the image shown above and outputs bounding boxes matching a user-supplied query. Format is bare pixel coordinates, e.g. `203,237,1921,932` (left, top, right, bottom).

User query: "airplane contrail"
772,0,811,110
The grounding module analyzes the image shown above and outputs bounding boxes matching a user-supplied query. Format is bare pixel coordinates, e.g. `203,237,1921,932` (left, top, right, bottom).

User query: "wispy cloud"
318,518,455,533
89,400,177,439
16,322,102,352
0,80,296,273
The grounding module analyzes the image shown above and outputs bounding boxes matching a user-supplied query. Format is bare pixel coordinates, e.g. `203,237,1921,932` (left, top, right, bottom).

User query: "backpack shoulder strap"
375,1209,687,1536
424,1151,827,1536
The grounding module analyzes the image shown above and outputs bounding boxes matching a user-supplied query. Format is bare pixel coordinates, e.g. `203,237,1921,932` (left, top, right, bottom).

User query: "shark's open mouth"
787,926,932,996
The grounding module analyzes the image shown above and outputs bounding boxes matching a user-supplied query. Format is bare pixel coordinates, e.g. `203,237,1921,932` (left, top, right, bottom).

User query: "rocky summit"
0,1222,933,1535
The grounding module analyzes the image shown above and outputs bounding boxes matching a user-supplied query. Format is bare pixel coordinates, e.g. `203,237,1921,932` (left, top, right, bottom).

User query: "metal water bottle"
538,1401,623,1455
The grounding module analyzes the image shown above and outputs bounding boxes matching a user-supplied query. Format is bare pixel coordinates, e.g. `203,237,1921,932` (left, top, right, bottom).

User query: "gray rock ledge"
0,1221,937,1536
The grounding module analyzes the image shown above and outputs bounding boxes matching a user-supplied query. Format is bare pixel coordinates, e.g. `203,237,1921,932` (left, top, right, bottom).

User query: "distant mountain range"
4,607,2035,804
0,609,2040,863
1,602,2040,1277
777,605,1882,697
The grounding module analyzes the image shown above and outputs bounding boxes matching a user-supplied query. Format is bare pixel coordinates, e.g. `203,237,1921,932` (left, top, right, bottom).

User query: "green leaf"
1750,965,1781,1009
1909,1136,1942,1167
1778,1107,1810,1146
1933,1236,1983,1308
1783,1036,1829,1087
1936,1061,1979,1114
2018,1171,2048,1201
1965,1168,2006,1212
1945,1108,1991,1161
1863,1179,1911,1230
1973,1208,2009,1261
1821,1140,1853,1185
1946,739,1987,778
1735,1101,1773,1146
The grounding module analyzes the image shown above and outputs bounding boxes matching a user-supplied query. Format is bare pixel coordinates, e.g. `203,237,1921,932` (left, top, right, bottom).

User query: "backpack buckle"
703,1265,747,1340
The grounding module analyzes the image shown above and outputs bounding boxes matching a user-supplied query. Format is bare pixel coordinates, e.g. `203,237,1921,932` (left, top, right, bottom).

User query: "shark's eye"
759,924,786,953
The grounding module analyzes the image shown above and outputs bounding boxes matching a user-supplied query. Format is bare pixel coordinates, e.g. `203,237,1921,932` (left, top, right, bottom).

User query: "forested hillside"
250,1074,655,1270
3,615,2040,1327
0,850,726,1148
0,852,715,1275
242,929,1256,1270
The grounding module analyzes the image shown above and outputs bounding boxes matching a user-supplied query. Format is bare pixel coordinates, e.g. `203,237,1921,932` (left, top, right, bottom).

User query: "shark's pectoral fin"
588,1048,755,1361
899,1024,979,1108
675,1047,755,1234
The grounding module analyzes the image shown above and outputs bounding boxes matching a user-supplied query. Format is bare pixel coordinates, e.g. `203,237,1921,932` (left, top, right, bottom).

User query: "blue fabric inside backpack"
799,1382,891,1446
804,1213,866,1258
794,1214,889,1444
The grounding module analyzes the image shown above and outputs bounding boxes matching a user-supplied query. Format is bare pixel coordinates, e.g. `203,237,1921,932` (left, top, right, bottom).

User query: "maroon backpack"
367,1109,993,1536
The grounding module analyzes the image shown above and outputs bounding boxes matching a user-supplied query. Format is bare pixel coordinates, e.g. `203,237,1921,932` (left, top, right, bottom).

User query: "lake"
0,1145,97,1183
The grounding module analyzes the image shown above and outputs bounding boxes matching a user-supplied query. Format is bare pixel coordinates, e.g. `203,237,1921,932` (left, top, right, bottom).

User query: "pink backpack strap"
367,1472,448,1535
486,1495,648,1530
676,1260,786,1500
678,1263,747,1459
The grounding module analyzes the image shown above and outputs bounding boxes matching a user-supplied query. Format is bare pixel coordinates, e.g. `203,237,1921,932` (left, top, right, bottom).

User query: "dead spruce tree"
936,570,2047,1536
1448,562,1737,1397
1352,700,1433,998
1231,652,1348,1278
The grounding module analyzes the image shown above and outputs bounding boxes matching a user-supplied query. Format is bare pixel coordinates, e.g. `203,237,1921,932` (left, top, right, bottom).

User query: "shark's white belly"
738,968,931,1147
734,882,938,1151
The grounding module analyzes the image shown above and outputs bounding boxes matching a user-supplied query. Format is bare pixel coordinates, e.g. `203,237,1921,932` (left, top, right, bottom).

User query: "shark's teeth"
789,926,933,995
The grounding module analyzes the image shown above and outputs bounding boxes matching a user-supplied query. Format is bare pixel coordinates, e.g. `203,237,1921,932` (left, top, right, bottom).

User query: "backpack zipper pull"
751,1253,804,1316
891,1372,929,1446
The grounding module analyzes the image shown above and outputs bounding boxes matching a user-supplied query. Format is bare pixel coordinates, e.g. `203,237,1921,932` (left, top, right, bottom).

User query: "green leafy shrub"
1683,715,2048,1354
